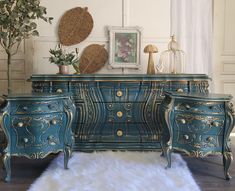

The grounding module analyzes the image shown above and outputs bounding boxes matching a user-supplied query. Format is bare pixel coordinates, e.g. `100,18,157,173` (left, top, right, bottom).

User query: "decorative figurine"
158,35,185,74
144,44,158,74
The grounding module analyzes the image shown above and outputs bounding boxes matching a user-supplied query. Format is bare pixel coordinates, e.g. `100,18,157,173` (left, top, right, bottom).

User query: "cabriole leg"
165,146,172,169
64,145,72,169
3,154,11,182
223,152,233,180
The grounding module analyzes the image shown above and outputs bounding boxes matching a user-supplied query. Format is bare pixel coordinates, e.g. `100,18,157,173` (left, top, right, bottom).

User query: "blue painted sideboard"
30,74,210,151
0,93,76,182
159,91,234,180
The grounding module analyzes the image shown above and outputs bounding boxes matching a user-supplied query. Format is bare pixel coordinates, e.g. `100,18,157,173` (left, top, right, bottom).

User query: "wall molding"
222,0,235,55
221,61,235,74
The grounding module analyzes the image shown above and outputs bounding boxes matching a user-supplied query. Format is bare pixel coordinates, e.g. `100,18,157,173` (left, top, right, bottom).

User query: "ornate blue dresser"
30,74,210,151
160,91,234,180
0,93,75,182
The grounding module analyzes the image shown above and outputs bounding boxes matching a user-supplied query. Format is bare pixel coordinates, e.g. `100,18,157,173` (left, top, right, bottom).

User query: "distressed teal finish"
160,91,234,180
30,74,210,151
0,93,75,182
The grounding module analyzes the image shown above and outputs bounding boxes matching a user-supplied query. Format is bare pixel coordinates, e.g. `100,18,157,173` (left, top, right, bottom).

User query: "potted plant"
49,46,79,74
0,0,53,94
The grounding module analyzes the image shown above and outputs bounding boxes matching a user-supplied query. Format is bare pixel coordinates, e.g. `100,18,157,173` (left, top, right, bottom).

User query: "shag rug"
28,151,200,191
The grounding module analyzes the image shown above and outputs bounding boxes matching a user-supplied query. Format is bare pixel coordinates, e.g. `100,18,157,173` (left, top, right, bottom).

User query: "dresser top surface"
30,73,210,82
2,93,70,100
165,91,233,101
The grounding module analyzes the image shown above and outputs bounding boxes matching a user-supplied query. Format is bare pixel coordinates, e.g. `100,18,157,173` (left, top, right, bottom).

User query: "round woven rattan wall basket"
58,7,93,46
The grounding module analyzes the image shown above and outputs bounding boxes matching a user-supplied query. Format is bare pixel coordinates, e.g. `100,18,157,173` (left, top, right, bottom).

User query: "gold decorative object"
116,90,123,97
117,130,123,137
56,89,63,93
58,7,93,46
79,44,108,74
144,44,158,74
117,111,123,118
158,35,185,74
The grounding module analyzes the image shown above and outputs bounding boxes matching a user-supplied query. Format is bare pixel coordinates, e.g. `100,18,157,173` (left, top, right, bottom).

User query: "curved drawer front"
104,102,154,123
51,82,69,93
10,113,64,152
77,123,159,143
91,82,152,102
174,113,224,135
163,81,188,93
173,131,223,157
11,100,63,115
174,100,224,115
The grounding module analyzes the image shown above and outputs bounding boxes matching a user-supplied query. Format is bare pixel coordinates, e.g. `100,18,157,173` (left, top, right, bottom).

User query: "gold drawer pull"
117,111,123,118
185,104,191,109
177,89,184,93
116,90,123,97
211,121,219,127
22,106,28,111
117,130,123,137
206,136,214,142
17,122,24,127
23,138,29,143
51,119,57,125
56,89,63,93
184,134,189,140
180,119,186,124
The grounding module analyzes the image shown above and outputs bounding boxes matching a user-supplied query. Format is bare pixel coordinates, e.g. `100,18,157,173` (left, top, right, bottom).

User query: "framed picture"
108,26,142,69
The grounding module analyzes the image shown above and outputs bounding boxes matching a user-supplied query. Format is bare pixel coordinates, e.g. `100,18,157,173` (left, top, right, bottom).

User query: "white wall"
213,0,235,95
33,0,170,74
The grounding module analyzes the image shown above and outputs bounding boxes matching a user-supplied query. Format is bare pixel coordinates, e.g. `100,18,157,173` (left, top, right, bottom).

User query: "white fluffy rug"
28,151,200,191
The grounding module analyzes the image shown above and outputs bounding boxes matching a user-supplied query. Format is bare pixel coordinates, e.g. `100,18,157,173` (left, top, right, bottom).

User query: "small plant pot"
58,65,69,74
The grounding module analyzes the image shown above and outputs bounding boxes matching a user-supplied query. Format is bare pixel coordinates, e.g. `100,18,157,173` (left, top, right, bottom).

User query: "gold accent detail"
211,121,219,127
116,90,123,97
185,104,191,109
17,122,24,127
51,119,57,125
23,138,29,143
56,89,63,93
117,111,123,118
177,88,184,92
206,136,213,142
180,119,186,124
184,134,189,140
117,130,123,137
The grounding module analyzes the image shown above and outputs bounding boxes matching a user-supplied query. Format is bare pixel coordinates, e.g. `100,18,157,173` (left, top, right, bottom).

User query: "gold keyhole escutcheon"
117,130,123,137
116,90,123,97
117,111,123,118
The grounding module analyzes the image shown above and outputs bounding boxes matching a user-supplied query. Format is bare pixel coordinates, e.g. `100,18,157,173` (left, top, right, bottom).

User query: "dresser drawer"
51,82,69,93
173,131,223,155
163,81,189,93
174,113,224,135
105,102,148,123
77,122,159,143
10,113,64,151
10,100,63,115
174,100,224,115
89,82,151,102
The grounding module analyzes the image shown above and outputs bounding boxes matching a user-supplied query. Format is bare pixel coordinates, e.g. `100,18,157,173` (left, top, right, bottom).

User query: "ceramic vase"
59,65,69,74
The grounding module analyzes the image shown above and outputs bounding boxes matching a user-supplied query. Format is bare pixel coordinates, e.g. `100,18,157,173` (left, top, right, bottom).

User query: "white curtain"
171,0,213,75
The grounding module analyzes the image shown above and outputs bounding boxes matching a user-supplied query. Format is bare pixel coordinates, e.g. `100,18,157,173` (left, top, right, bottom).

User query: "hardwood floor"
0,138,235,191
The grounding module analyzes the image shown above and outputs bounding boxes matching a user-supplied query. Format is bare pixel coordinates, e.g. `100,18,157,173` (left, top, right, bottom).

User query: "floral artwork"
108,26,141,69
114,33,137,63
